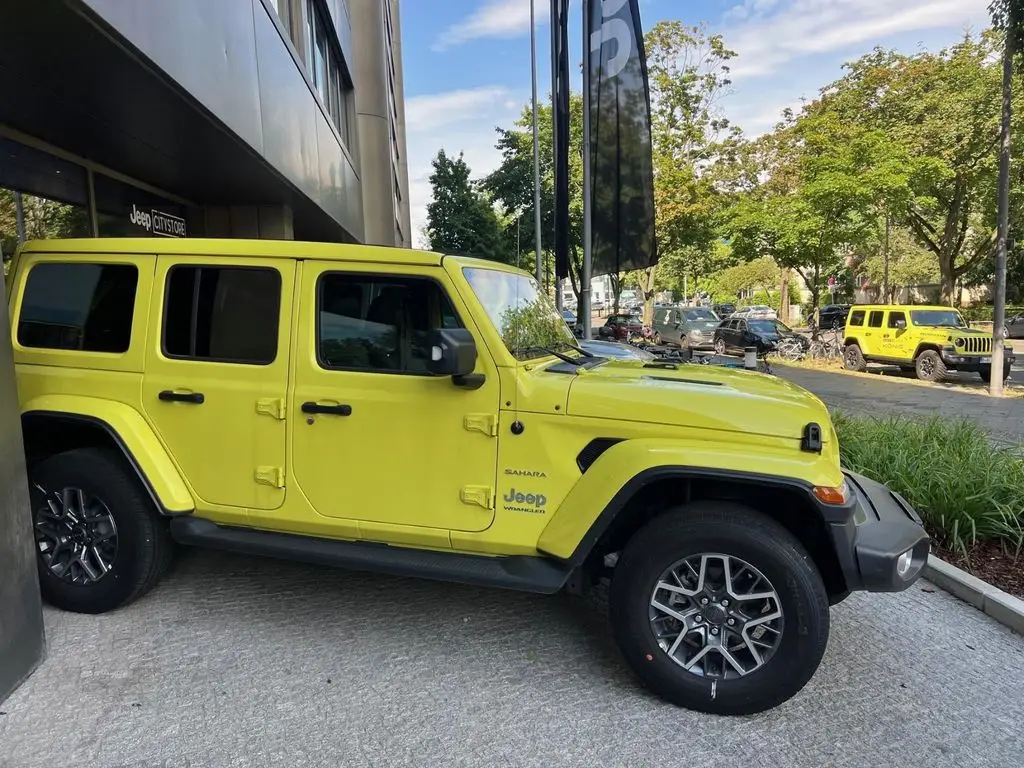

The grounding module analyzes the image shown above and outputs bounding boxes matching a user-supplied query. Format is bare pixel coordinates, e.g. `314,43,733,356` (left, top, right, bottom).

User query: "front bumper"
826,472,930,593
941,349,1016,371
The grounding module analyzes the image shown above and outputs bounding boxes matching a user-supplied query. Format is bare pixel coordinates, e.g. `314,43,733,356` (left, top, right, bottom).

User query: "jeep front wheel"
609,502,830,715
843,343,866,372
29,448,173,614
915,350,947,382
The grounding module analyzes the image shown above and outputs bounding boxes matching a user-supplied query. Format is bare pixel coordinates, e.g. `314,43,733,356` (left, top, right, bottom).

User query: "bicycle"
808,329,843,361
774,336,806,361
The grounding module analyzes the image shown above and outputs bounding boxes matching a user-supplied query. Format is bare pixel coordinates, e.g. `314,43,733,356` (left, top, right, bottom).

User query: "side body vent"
577,438,625,473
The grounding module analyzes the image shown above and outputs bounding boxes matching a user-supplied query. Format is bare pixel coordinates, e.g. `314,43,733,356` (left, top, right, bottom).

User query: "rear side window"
868,311,884,328
18,262,138,353
848,310,865,326
163,266,281,365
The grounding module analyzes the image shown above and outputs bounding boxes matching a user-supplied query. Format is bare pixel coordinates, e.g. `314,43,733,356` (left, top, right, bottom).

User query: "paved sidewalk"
775,366,1024,445
1,550,1022,767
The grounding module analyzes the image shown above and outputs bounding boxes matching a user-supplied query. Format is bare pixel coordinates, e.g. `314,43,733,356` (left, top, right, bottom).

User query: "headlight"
954,337,965,347
896,549,914,578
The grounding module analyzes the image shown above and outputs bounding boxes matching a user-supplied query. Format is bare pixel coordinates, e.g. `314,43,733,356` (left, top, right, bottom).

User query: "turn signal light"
813,481,850,505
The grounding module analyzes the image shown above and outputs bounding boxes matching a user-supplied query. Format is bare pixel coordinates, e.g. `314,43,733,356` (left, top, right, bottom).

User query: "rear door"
861,310,885,357
142,256,293,514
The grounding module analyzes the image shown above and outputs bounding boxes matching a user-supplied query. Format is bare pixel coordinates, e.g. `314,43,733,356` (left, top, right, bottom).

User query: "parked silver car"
731,305,777,321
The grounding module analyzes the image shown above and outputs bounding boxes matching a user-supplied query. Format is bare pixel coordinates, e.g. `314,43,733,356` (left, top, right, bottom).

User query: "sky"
399,0,991,248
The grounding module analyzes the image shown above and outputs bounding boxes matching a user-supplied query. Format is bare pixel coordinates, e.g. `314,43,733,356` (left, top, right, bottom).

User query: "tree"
426,149,510,264
817,33,1024,303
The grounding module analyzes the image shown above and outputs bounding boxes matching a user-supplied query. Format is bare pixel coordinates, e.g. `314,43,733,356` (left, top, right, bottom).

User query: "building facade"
0,0,410,247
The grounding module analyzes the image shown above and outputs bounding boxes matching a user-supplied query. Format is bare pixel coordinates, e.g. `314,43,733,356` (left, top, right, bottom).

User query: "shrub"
832,411,1024,555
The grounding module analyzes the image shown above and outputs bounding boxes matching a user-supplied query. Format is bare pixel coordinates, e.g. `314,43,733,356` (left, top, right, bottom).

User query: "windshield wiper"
521,346,590,365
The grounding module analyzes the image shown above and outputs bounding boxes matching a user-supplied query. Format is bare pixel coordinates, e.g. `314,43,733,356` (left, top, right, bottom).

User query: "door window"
18,262,138,353
887,311,907,328
848,310,865,326
163,265,281,365
318,273,463,374
868,311,884,328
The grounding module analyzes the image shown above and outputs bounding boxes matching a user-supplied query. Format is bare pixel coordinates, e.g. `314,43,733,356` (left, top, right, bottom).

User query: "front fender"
537,437,843,563
21,394,194,514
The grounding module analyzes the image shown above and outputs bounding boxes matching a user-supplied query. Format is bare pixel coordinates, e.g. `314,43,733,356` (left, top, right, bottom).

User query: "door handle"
159,390,204,404
301,402,353,416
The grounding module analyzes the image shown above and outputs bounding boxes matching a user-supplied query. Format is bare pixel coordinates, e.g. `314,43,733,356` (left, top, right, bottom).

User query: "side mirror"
428,328,477,379
895,319,907,330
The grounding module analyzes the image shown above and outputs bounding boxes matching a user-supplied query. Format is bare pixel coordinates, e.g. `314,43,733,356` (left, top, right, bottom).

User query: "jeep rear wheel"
29,449,173,614
843,343,866,372
915,350,947,382
609,502,829,715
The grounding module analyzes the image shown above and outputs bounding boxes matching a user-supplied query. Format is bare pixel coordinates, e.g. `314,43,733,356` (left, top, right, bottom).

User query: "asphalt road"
2,549,1022,767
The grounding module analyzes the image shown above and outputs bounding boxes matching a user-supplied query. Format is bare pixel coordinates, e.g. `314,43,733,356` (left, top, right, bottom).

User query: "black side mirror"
894,319,907,330
428,328,477,380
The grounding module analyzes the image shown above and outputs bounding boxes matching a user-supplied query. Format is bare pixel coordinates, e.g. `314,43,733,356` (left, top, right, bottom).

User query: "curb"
923,555,1024,635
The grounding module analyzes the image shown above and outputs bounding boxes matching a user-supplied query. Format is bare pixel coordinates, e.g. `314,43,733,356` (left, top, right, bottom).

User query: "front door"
142,256,293,513
290,261,500,535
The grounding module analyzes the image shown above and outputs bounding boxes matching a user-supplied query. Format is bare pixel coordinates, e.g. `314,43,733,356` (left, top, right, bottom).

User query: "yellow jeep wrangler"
5,239,929,715
842,304,1014,382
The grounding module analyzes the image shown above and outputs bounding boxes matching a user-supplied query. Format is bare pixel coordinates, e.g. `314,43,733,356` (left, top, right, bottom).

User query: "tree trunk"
779,269,790,325
938,253,956,306
642,266,657,326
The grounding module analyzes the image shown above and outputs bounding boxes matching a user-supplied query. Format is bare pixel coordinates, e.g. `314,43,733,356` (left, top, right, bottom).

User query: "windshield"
463,267,580,360
682,308,718,322
910,309,966,327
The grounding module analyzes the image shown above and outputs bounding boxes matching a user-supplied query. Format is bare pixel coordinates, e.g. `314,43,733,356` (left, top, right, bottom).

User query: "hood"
565,359,831,442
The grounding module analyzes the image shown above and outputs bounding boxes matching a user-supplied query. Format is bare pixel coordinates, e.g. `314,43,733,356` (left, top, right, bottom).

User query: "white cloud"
723,0,988,78
433,0,548,52
404,87,526,248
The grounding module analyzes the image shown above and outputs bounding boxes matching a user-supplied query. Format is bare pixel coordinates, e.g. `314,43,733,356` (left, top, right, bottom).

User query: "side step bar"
170,517,571,595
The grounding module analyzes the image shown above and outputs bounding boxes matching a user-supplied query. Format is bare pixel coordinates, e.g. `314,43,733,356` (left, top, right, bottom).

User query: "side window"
868,311,884,328
18,262,138,353
318,273,464,374
661,309,672,324
849,310,865,326
888,311,906,328
163,266,281,365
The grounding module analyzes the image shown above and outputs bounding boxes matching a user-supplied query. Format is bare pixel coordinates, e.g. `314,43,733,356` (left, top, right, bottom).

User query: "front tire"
609,503,830,715
915,350,947,382
843,343,867,372
980,364,1011,384
714,338,727,356
29,449,173,614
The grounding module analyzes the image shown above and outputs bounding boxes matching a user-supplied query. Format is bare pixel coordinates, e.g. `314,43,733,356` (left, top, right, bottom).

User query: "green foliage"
0,190,89,263
499,299,574,354
426,150,511,264
833,412,1024,554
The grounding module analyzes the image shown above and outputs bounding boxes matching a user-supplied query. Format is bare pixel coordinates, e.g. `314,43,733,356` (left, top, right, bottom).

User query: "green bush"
960,305,1024,322
832,412,1024,555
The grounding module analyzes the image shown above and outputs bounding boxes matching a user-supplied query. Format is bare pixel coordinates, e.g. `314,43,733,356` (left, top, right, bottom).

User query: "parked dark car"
818,304,851,330
1004,313,1024,339
598,313,643,341
712,302,736,318
579,339,656,360
713,317,809,356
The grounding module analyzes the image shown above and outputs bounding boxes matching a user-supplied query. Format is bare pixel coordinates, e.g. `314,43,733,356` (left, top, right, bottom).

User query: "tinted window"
163,266,280,365
868,311,884,328
18,263,138,353
888,311,907,328
849,310,865,326
318,274,463,373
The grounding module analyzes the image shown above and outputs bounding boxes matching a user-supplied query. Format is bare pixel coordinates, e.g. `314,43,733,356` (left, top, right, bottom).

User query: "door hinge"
464,413,498,437
460,485,494,510
256,398,286,420
255,466,285,488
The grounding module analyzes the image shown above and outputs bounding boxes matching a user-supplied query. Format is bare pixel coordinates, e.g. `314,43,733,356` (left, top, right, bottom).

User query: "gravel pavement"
2,549,1022,768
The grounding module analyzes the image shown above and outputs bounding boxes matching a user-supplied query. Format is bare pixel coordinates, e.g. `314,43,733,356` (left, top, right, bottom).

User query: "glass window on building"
306,0,352,146
267,0,293,37
93,172,188,238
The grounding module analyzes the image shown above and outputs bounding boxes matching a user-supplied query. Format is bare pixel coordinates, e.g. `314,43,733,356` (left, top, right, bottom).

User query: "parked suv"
7,239,929,716
652,305,720,349
843,305,1014,382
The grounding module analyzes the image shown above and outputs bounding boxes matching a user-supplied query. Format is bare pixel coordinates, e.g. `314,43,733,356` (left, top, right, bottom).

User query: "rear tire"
29,449,173,614
714,338,727,356
980,364,1011,384
915,350,947,382
609,503,830,715
843,343,867,372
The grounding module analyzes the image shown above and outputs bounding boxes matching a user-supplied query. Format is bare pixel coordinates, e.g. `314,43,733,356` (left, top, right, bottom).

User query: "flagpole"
581,0,593,341
530,0,544,288
550,0,563,311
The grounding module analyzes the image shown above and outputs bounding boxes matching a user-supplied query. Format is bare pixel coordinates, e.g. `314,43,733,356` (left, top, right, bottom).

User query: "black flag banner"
586,0,657,277
551,0,571,280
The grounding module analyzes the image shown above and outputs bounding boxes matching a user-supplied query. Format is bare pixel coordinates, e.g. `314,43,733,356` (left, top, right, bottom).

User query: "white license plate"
980,357,991,364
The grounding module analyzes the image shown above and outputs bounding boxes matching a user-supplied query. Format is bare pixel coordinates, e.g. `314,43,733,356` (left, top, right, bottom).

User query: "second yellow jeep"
842,304,1014,382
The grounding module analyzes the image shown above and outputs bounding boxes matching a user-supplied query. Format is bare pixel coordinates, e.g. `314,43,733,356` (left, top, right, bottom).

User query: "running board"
169,517,571,595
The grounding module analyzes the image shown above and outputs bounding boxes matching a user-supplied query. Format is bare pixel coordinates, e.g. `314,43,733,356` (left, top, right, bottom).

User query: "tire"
843,343,866,372
29,449,173,614
609,503,830,715
980,364,1011,384
654,333,663,345
914,349,947,382
714,338,726,356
